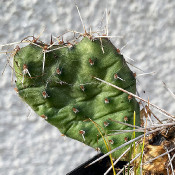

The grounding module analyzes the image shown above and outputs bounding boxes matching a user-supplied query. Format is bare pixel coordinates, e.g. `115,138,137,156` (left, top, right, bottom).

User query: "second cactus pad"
14,36,140,159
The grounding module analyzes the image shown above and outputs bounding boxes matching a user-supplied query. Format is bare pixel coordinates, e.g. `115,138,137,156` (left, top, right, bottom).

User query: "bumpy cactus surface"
14,36,140,159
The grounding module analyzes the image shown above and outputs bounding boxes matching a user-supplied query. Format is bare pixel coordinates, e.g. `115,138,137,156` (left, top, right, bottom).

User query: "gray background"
0,0,175,174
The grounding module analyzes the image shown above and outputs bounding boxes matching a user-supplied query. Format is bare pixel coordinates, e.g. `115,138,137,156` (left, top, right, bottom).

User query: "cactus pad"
14,36,140,159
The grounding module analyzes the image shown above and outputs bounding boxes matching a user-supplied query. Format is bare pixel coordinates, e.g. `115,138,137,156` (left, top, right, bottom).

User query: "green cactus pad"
14,36,140,159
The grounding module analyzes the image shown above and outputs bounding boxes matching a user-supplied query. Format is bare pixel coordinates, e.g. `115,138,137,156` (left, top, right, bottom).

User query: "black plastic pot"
67,153,127,175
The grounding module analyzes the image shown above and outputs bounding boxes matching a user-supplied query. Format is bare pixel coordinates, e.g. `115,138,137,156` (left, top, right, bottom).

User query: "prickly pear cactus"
14,36,140,159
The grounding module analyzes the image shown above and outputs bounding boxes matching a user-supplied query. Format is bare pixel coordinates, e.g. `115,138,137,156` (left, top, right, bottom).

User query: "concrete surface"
0,0,175,174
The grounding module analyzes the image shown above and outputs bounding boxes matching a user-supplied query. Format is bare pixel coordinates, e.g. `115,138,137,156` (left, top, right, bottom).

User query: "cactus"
14,35,141,159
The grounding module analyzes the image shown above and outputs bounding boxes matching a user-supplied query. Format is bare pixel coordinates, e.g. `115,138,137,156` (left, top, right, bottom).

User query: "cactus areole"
14,36,141,159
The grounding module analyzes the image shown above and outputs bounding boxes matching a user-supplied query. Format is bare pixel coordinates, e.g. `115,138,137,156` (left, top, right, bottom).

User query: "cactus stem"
14,36,142,160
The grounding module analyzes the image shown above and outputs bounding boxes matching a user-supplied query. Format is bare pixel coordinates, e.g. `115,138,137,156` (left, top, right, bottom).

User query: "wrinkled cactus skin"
14,37,140,159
